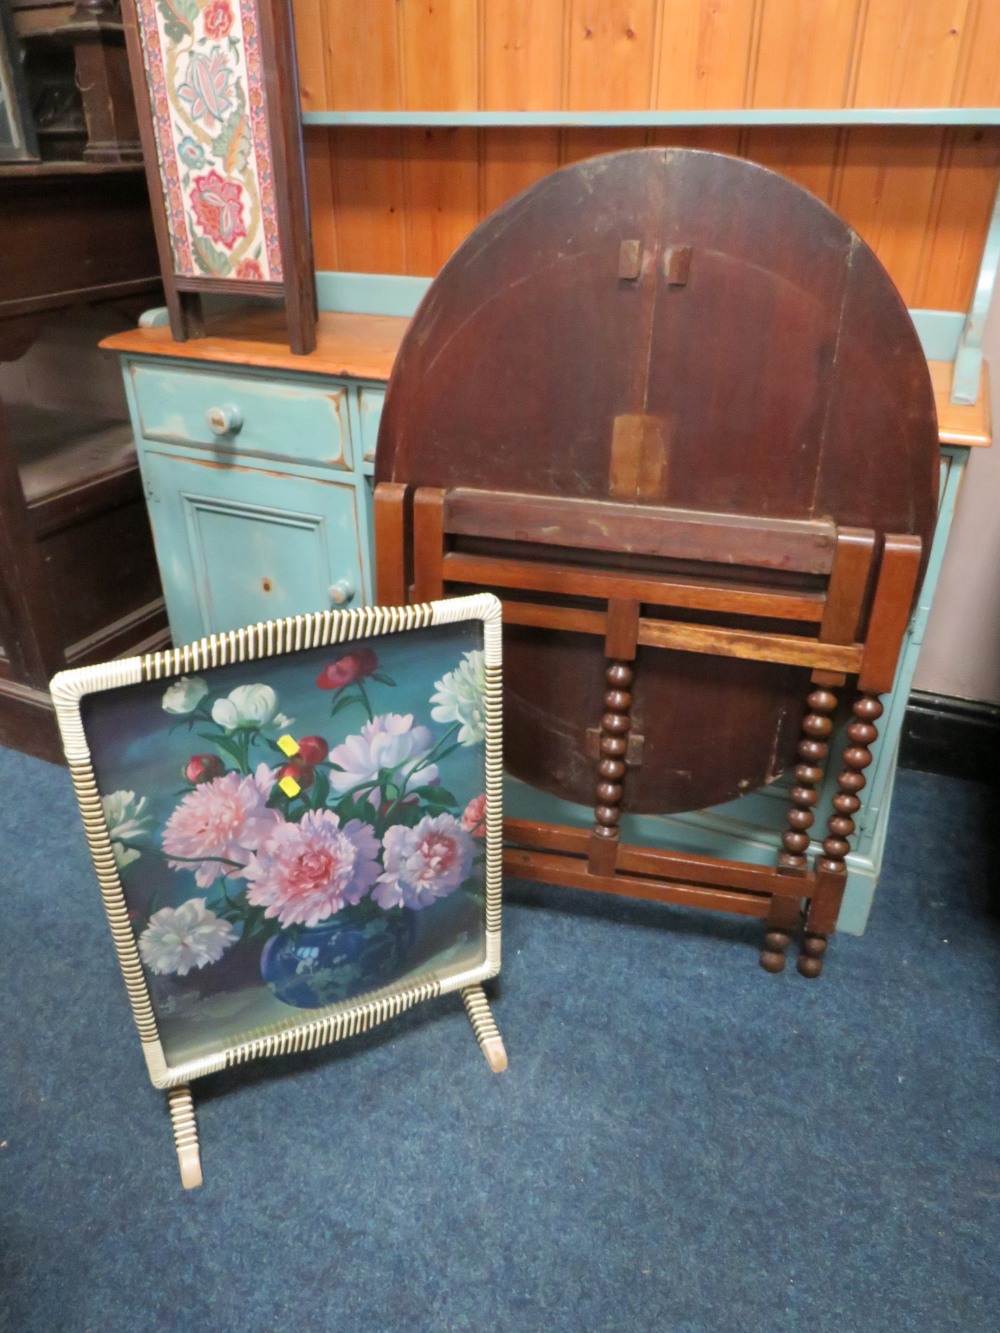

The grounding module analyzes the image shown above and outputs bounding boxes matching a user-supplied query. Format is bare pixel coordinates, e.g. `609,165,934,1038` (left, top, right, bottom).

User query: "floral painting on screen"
136,0,281,281
83,623,490,1066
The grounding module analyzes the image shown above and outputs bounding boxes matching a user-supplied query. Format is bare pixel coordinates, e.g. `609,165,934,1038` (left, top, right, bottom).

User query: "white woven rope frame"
51,594,504,1092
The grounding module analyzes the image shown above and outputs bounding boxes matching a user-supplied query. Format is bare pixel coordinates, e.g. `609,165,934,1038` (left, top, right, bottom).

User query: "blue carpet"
2,745,998,1333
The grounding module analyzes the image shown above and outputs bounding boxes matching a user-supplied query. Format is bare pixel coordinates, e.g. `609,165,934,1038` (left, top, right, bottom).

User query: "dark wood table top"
376,147,949,813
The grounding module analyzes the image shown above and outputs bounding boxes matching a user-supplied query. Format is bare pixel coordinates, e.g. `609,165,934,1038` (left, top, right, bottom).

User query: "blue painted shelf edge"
302,107,1000,128
311,270,968,362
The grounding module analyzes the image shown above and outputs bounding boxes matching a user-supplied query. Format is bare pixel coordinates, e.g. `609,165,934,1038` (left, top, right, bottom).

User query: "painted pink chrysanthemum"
461,793,487,838
374,813,474,911
242,810,381,927
162,763,278,887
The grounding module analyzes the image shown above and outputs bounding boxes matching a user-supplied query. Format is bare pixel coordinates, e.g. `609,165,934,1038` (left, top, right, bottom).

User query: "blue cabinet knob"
205,404,244,436
328,580,355,606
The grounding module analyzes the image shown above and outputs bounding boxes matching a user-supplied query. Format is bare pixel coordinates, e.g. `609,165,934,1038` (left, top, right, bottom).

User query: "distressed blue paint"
303,107,1000,129
314,276,968,359
118,357,376,646
357,385,386,472
910,310,965,362
315,271,432,317
139,453,362,645
141,451,366,645
138,306,171,329
128,361,354,472
952,177,1000,405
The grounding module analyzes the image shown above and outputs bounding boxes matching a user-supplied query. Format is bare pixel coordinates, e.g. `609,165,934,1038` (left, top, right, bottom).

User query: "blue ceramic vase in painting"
259,908,415,1010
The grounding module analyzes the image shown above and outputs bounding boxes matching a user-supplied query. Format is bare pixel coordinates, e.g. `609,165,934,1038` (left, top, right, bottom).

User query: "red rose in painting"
278,761,314,790
189,170,247,250
184,753,224,785
316,648,379,691
461,792,487,838
234,258,264,280
203,0,233,39
296,735,328,765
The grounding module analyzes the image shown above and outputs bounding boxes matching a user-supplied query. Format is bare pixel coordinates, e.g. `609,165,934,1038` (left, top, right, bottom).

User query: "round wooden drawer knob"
328,580,355,605
205,404,244,436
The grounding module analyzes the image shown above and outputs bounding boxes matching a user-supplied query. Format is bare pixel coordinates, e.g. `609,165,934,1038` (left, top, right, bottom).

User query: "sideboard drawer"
129,362,353,471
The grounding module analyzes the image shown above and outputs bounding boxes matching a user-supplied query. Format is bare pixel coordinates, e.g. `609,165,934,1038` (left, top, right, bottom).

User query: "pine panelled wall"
294,0,1000,311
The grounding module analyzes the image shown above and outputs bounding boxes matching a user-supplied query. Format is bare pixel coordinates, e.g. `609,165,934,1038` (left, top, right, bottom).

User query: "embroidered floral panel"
136,0,282,281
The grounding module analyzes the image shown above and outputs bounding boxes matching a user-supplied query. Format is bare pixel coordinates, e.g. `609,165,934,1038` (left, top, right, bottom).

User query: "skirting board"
899,690,1000,787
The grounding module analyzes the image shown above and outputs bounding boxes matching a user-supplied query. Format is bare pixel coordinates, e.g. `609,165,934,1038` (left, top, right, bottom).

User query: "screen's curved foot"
461,985,508,1073
168,1084,203,1189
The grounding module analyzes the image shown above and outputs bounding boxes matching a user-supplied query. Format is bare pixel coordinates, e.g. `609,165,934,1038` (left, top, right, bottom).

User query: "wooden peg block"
618,239,643,280
663,246,691,285
588,829,619,877
609,414,670,502
604,598,640,661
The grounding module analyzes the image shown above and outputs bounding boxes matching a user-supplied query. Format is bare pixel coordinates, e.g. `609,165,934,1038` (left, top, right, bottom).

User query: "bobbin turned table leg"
589,660,635,876
760,895,805,974
461,985,508,1072
766,686,838,971
797,693,883,978
587,599,641,877
167,1084,202,1190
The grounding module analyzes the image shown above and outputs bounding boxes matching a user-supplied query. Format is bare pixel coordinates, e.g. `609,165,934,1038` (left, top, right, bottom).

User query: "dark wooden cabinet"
0,160,168,762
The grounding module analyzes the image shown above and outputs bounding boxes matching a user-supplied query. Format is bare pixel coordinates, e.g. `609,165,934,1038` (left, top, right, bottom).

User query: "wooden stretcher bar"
444,488,840,574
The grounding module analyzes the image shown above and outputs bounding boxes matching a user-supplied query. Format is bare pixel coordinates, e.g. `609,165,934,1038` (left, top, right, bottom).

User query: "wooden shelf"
11,405,136,504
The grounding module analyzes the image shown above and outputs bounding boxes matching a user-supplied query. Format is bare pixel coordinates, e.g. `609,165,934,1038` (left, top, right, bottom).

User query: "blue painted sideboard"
102,311,991,937
105,313,400,645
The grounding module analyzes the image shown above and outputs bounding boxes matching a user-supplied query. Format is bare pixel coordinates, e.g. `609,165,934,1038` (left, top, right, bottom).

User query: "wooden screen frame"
121,0,317,353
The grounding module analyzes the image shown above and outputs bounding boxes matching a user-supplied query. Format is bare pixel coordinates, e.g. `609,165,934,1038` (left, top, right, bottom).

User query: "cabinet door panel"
143,452,366,643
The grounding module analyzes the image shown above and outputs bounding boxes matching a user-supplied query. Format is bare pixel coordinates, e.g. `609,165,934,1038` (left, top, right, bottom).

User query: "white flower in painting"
211,683,293,733
430,650,487,745
162,676,209,715
139,899,237,976
101,789,154,870
327,713,438,799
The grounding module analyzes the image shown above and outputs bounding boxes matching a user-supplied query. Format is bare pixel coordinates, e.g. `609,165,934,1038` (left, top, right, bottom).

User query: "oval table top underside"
378,149,940,814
